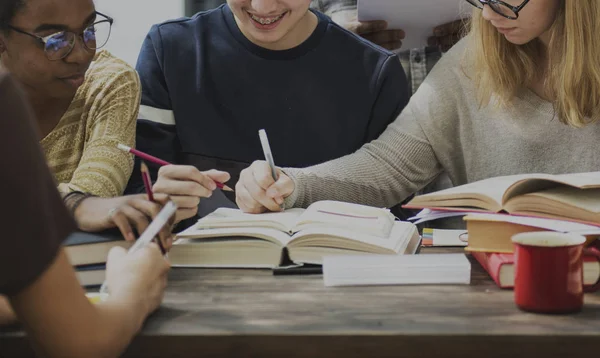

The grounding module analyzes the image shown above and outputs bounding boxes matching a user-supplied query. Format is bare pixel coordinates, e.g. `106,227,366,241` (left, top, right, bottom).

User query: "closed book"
464,213,600,253
471,251,600,289
323,254,471,287
65,231,131,266
75,264,106,287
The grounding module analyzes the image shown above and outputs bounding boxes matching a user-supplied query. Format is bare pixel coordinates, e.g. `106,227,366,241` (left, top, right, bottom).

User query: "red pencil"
140,161,166,255
140,161,155,202
118,144,233,192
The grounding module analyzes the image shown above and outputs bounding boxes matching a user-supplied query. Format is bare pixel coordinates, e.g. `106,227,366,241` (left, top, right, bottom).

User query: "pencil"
140,161,155,202
140,161,165,255
117,144,233,192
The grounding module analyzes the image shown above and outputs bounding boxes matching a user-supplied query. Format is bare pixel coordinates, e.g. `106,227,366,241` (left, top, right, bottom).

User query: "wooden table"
2,248,600,358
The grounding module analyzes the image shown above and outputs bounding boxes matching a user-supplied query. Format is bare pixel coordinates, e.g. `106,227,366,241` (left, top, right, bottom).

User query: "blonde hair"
468,1,600,127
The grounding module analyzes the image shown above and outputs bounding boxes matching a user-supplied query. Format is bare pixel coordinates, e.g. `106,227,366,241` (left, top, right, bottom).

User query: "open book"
404,172,600,225
171,201,421,268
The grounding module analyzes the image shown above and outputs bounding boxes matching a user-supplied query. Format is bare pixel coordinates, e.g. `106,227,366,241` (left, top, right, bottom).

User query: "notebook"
323,253,471,287
404,172,600,225
171,200,421,268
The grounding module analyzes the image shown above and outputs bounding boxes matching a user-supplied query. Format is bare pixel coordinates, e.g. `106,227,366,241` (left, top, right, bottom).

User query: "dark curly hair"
0,0,26,31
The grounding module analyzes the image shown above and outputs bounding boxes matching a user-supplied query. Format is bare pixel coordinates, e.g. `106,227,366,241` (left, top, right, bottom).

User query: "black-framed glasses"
466,0,530,20
7,11,113,61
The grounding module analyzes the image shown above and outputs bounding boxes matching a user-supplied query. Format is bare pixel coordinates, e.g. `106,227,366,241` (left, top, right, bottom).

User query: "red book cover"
472,251,600,289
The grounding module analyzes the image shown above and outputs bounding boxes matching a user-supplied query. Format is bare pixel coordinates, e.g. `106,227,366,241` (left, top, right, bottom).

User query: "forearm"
10,251,147,358
284,112,442,209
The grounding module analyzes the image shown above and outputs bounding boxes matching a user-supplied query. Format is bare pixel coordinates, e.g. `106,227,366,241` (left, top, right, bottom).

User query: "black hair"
0,0,25,30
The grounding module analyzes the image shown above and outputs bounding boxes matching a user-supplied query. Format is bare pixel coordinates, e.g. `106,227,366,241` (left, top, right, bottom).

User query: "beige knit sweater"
284,39,600,209
41,50,140,198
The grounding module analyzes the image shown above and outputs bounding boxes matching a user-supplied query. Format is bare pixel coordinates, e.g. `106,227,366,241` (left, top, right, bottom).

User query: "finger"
153,178,212,198
158,165,217,191
265,170,294,202
128,197,163,219
110,210,136,241
107,246,127,264
175,208,198,223
377,41,403,51
355,20,388,34
202,169,231,184
433,19,465,37
236,185,268,214
120,205,152,238
246,172,282,212
169,195,201,210
251,161,278,190
361,30,405,47
152,193,171,205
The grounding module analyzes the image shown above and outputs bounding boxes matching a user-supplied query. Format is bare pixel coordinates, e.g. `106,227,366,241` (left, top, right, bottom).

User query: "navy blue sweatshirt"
126,4,410,212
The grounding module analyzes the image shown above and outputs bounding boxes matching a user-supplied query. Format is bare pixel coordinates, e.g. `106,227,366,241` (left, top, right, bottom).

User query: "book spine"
471,251,508,289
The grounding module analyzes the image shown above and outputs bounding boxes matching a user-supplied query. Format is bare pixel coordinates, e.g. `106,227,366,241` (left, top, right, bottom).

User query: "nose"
251,0,279,15
481,4,503,22
63,35,94,65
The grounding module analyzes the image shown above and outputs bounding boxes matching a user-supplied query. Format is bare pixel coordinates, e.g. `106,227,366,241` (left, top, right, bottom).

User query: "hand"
331,12,405,50
235,161,295,214
152,165,231,223
104,244,170,316
427,19,468,52
75,194,174,247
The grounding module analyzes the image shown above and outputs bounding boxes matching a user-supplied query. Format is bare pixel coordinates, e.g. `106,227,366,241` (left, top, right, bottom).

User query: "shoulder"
149,6,223,41
421,37,472,90
80,50,140,99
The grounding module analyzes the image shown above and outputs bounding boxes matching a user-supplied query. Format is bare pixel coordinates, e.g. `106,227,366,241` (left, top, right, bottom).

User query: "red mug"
512,232,600,314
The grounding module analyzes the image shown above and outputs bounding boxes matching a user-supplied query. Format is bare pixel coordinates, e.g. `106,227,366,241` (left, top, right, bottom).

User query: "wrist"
63,191,95,222
98,294,148,333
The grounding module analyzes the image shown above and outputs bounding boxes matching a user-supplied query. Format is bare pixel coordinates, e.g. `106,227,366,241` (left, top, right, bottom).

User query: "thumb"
203,169,232,183
107,246,127,265
356,20,387,34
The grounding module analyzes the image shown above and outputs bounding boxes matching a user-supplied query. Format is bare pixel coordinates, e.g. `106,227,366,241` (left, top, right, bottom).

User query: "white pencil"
98,201,178,296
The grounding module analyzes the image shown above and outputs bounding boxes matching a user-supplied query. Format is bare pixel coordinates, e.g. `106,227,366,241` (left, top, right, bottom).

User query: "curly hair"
0,0,26,31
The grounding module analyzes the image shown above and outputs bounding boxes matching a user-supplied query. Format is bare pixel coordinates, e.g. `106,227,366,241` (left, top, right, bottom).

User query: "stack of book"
405,172,600,288
64,231,132,287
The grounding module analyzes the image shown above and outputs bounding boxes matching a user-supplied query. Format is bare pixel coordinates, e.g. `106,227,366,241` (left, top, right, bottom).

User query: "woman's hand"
235,161,295,213
74,194,173,247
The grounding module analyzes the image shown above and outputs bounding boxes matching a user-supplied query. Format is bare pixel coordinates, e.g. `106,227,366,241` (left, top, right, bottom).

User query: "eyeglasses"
465,0,530,20
7,11,113,61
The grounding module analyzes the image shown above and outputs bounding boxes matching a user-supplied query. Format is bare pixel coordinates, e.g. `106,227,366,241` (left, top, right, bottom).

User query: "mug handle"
584,246,600,293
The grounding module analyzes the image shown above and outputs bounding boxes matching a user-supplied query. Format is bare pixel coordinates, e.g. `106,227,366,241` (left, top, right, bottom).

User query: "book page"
176,226,294,247
408,174,537,211
289,220,417,253
503,172,600,202
192,207,304,233
357,0,470,49
293,200,395,238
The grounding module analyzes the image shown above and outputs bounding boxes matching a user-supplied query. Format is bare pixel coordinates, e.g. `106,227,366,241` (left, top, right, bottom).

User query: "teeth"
251,13,283,25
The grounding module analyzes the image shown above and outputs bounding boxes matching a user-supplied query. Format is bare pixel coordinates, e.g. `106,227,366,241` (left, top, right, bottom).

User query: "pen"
258,129,278,181
140,161,165,255
117,144,233,192
258,129,283,209
98,201,178,296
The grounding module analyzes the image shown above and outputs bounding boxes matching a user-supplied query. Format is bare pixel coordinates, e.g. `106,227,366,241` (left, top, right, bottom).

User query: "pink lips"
61,74,85,89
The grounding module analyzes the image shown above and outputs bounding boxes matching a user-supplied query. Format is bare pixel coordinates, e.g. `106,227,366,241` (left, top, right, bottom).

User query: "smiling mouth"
248,11,287,25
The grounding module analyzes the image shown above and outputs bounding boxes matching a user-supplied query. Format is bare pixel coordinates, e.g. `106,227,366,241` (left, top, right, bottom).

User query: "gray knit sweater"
283,38,600,209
